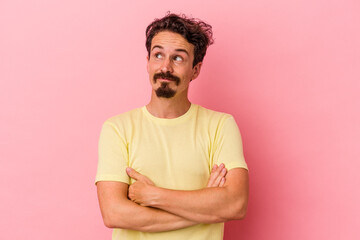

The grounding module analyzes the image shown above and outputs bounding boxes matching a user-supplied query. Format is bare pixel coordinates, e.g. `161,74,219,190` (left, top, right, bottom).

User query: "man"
95,13,249,240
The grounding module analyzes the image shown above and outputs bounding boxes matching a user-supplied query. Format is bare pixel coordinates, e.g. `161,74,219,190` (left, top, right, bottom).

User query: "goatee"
153,71,180,98
155,82,176,98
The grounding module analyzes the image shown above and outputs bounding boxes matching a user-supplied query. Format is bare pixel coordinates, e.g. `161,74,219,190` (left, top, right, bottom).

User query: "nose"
161,57,173,73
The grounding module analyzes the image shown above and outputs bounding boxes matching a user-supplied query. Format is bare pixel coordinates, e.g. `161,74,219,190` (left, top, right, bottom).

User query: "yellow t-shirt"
95,103,248,240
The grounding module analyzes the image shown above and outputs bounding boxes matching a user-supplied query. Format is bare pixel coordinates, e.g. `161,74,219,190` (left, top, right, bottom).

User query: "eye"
174,55,183,62
154,53,163,59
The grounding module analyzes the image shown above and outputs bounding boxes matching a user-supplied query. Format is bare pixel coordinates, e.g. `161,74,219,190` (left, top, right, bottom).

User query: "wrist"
150,186,166,208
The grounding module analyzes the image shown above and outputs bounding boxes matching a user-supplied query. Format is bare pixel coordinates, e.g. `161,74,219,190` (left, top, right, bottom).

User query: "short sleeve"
212,116,248,171
95,121,130,185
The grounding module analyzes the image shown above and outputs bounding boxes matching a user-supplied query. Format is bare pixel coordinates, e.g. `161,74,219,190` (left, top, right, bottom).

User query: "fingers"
207,164,218,187
126,167,142,181
211,164,218,173
219,177,226,187
213,167,227,186
207,164,221,187
126,167,154,185
207,163,227,187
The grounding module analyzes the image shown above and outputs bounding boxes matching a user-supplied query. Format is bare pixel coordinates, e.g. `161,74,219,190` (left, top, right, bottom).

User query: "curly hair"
145,13,214,67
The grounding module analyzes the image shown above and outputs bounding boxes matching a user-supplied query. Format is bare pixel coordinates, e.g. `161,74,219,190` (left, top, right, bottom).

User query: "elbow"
235,204,247,220
102,215,128,229
102,210,126,229
222,199,248,221
104,220,114,229
232,199,248,220
102,210,151,232
102,213,116,228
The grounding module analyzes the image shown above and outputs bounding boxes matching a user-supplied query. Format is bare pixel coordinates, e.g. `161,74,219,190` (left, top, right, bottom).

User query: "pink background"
1,0,359,239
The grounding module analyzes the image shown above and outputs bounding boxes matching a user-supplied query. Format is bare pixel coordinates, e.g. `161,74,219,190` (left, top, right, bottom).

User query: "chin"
155,83,176,98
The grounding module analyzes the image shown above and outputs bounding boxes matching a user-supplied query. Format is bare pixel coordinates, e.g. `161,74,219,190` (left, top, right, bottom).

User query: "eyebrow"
151,45,189,56
175,49,189,56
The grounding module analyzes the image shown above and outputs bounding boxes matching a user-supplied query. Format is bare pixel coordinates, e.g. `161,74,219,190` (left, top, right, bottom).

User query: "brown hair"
146,13,214,67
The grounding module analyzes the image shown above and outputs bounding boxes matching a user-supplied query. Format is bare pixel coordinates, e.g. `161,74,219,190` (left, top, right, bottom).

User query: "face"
147,31,202,98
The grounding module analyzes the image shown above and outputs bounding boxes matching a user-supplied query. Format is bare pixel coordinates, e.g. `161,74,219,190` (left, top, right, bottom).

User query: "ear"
191,62,203,81
146,55,150,73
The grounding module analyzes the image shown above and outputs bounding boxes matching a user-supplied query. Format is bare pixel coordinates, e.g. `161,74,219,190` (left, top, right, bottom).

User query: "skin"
146,31,202,119
97,30,249,231
127,168,248,223
97,164,228,232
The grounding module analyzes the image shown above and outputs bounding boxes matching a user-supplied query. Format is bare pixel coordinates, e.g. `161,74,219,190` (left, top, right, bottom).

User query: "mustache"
153,72,180,85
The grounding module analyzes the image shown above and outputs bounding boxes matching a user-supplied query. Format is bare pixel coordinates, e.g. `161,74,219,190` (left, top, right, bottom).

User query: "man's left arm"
127,167,249,224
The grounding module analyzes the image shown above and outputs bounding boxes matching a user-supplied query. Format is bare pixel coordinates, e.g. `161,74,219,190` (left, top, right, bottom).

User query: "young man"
95,13,249,240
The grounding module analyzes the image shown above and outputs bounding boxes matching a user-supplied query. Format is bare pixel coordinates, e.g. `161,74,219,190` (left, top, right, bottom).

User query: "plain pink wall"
1,0,359,239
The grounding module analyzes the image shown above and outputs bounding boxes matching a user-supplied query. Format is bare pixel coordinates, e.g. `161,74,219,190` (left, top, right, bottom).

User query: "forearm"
126,167,248,225
151,186,245,223
105,198,197,232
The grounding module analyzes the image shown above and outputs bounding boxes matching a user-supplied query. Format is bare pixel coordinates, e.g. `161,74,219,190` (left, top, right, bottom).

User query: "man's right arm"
96,164,227,232
97,181,196,232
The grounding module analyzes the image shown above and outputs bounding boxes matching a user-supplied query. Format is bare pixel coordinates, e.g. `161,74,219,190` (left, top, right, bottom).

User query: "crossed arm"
96,164,249,232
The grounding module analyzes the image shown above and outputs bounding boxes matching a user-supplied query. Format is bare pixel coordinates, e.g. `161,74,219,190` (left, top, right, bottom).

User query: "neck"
146,91,191,119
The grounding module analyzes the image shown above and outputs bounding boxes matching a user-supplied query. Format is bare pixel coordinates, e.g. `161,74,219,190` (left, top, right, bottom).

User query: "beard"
153,72,180,98
155,82,176,98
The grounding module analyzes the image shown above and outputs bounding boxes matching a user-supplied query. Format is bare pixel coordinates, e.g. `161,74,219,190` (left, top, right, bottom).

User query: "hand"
207,163,227,187
126,167,157,206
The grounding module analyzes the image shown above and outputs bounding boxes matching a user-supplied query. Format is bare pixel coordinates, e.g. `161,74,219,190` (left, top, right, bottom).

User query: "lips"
159,78,174,82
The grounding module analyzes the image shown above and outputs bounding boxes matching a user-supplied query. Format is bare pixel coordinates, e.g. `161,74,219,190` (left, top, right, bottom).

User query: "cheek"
182,69,194,81
149,64,161,75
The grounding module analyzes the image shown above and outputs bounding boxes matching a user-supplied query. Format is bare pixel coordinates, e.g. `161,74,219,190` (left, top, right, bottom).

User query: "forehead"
151,31,194,55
